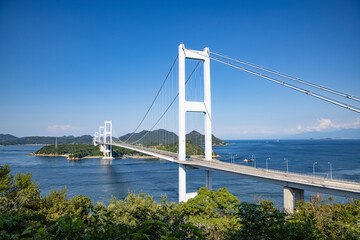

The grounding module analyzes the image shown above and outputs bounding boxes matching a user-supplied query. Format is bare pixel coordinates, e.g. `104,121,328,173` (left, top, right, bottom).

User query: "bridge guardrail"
189,157,360,186
107,141,360,186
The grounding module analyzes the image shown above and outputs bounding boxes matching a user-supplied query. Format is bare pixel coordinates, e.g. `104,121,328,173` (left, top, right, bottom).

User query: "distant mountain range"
0,130,228,146
118,129,228,146
281,128,360,140
0,134,93,145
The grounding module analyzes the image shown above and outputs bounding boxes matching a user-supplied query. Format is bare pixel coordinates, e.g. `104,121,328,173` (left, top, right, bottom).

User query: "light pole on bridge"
284,158,288,173
229,153,237,164
313,162,317,177
328,162,333,179
266,157,270,171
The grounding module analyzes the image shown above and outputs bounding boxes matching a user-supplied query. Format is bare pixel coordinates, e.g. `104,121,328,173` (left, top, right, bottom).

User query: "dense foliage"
147,140,206,156
1,165,359,239
0,165,202,239
34,141,209,159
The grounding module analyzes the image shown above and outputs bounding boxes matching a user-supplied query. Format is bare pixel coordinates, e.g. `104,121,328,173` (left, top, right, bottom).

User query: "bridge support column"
93,132,99,146
99,126,105,153
205,170,212,190
179,164,187,202
102,121,114,161
284,187,304,214
178,43,212,202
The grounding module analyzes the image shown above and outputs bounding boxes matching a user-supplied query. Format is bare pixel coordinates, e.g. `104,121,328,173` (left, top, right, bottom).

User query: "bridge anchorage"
92,43,360,214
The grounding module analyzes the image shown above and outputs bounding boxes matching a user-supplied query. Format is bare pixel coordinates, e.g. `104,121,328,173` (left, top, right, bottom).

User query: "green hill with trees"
147,140,205,156
186,130,228,146
119,129,178,145
118,129,227,146
0,134,18,143
34,144,143,159
33,140,208,159
1,165,359,239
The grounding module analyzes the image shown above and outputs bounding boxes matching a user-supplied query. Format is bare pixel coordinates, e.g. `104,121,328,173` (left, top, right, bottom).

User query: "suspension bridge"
92,44,360,213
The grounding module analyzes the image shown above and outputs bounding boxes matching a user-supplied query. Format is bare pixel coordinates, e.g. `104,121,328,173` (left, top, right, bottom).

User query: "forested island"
31,140,210,160
31,144,148,160
26,129,225,160
1,164,359,239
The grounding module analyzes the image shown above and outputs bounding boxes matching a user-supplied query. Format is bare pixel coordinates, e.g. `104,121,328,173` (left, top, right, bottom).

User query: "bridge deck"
109,142,360,198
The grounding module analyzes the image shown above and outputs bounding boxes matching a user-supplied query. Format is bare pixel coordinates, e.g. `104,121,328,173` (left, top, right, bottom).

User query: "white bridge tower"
99,126,105,152
178,43,213,202
93,132,98,146
96,121,114,161
103,120,114,160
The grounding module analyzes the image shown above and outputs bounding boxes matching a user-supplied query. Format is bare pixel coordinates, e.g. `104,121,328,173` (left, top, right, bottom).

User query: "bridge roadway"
110,141,360,199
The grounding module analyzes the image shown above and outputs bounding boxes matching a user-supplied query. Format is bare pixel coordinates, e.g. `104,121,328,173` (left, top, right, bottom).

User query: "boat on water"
244,155,255,163
243,158,254,163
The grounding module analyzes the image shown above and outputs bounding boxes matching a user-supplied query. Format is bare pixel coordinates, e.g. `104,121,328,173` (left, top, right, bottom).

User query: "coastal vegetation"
1,165,359,239
146,140,205,156
33,140,211,160
34,144,143,159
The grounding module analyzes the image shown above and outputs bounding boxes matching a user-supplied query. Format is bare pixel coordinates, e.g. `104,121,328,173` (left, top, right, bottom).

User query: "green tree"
291,197,360,240
178,187,240,239
230,200,289,240
0,165,41,212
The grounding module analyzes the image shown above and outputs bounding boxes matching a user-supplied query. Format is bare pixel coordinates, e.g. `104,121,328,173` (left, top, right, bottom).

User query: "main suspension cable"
211,51,360,103
124,55,178,143
211,56,360,114
132,61,201,144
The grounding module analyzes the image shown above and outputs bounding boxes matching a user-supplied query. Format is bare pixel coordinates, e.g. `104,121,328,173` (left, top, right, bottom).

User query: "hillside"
34,144,140,159
186,130,228,146
0,134,18,143
118,129,227,146
0,135,93,145
119,129,178,145
149,140,205,156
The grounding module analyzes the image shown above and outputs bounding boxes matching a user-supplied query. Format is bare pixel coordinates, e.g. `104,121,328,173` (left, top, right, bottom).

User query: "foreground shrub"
1,164,360,239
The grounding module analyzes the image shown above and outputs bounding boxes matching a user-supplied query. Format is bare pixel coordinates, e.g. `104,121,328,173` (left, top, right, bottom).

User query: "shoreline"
29,152,160,161
29,153,69,157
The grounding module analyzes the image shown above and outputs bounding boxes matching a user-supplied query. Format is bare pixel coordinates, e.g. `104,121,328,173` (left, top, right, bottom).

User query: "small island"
26,130,226,160
30,144,145,160
31,140,220,160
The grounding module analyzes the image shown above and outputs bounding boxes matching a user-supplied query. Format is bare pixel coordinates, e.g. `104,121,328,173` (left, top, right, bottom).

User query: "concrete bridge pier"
179,164,198,202
284,187,304,214
205,170,212,190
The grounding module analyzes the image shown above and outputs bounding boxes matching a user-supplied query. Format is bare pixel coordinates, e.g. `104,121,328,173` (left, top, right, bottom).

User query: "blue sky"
0,0,359,139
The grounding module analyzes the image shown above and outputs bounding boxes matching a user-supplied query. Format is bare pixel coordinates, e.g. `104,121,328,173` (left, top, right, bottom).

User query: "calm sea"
0,140,359,207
